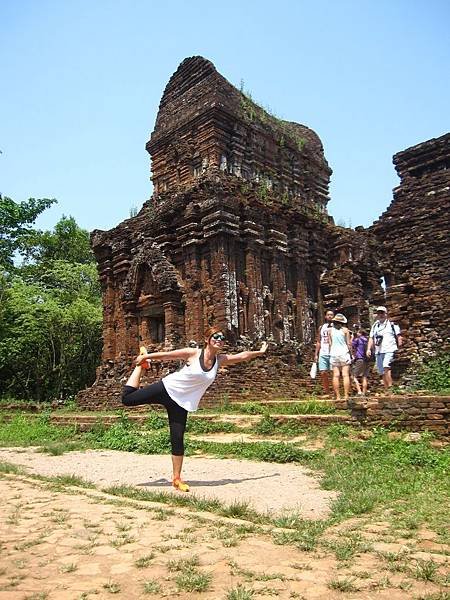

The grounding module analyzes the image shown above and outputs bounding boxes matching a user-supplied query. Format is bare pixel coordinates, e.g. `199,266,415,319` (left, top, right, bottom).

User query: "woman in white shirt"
122,327,268,492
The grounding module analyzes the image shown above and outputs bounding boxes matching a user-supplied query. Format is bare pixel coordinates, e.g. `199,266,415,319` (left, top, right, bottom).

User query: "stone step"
188,432,323,447
0,411,353,431
54,412,353,430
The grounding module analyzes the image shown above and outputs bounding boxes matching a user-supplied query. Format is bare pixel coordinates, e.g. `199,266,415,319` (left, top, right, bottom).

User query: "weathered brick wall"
370,133,450,375
350,395,449,436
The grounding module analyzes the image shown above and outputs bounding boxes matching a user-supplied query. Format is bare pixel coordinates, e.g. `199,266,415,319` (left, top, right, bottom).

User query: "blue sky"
1,0,449,234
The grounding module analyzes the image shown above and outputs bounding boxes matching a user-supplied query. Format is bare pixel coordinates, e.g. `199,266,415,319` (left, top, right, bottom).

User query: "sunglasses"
211,333,225,341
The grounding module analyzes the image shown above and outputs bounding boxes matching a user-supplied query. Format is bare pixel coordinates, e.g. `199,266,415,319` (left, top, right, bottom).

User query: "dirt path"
1,472,448,600
0,448,335,519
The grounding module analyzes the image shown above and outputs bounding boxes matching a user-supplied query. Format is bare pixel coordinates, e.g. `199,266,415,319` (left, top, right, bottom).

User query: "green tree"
0,274,102,401
0,195,56,269
0,204,103,401
22,215,93,265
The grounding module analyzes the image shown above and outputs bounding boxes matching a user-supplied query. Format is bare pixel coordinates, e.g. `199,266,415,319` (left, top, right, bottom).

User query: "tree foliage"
21,215,93,265
0,195,56,269
0,202,102,401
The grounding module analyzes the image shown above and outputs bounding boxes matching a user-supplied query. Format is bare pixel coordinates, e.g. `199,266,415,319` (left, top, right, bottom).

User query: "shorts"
318,354,331,371
330,353,352,368
376,352,395,375
353,358,370,378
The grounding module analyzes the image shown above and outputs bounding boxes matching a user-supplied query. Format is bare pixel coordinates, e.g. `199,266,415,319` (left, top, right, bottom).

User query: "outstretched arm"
220,342,268,366
135,347,197,365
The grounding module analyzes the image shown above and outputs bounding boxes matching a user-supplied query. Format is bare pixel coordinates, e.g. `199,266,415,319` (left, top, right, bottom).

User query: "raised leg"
125,365,143,389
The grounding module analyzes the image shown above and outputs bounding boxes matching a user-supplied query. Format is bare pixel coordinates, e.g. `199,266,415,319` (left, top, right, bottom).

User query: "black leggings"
122,380,188,456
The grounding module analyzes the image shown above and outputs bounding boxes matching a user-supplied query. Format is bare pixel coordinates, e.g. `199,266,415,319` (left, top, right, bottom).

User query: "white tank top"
162,349,219,412
319,324,332,356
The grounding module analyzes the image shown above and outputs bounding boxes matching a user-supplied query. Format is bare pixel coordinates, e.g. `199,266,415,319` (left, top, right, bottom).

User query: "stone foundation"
349,395,449,436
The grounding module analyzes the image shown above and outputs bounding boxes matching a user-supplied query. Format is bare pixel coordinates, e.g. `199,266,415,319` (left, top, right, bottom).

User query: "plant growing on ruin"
416,355,450,393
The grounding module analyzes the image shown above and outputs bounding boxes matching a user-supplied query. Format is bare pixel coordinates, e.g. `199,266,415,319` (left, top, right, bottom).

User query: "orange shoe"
173,478,190,492
139,345,150,370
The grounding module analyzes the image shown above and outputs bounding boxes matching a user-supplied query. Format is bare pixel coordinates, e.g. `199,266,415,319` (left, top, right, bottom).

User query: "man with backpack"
367,306,403,390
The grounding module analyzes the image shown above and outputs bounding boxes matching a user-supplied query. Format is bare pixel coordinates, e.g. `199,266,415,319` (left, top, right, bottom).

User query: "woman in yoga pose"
122,326,268,492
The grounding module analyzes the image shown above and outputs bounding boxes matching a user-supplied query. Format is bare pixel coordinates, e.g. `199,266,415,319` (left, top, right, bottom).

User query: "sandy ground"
0,447,335,519
0,448,448,599
1,474,448,600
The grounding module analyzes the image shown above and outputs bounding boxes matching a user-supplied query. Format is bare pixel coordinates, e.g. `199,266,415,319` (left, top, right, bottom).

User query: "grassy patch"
191,439,322,463
187,419,239,434
226,585,255,599
415,354,450,393
320,425,449,522
174,569,212,593
167,555,200,572
412,558,439,582
135,553,154,568
0,461,24,474
272,523,325,552
167,555,211,593
328,576,358,592
0,413,77,446
43,473,96,488
142,579,162,594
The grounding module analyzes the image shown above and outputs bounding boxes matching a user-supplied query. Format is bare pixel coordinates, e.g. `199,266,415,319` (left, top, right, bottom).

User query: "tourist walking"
328,313,352,401
122,327,268,492
352,328,369,395
313,310,335,396
367,306,402,390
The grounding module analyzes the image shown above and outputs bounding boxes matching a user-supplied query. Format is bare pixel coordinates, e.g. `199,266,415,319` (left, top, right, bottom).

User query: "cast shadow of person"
138,472,280,488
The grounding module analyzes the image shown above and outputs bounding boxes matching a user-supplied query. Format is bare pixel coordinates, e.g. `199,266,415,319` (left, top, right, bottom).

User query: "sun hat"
375,306,387,313
332,313,347,324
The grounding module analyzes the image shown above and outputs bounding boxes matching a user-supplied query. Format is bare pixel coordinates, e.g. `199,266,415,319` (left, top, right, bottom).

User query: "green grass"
0,461,24,474
415,354,450,393
1,414,448,547
142,579,161,594
203,399,335,415
175,569,212,592
328,577,358,592
135,553,154,568
412,558,439,582
323,533,372,561
167,556,200,572
0,413,77,446
167,555,212,592
186,419,239,434
226,585,255,600
43,473,96,488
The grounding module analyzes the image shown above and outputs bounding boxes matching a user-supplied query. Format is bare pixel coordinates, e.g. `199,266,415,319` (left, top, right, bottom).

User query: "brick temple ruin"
370,133,450,377
77,57,449,410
